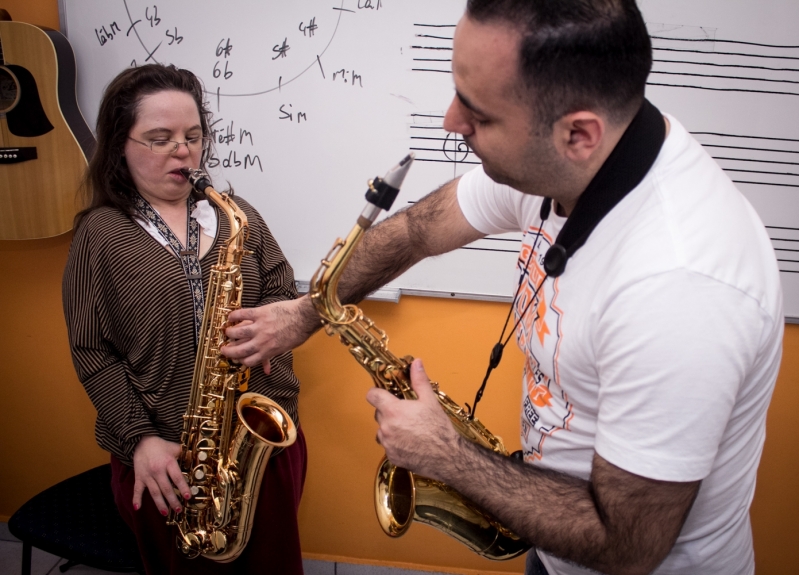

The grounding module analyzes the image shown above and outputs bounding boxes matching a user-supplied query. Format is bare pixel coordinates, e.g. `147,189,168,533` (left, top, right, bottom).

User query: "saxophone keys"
178,533,202,558
213,495,226,520
210,531,227,553
193,464,213,483
188,485,210,510
196,437,216,453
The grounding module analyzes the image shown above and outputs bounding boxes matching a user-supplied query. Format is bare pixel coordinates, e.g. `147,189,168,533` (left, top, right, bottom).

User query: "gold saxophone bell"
376,458,528,559
309,155,530,560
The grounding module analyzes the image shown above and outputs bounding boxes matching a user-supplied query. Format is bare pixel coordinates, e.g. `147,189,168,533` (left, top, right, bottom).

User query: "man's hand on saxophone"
223,296,320,375
221,178,475,376
367,359,463,478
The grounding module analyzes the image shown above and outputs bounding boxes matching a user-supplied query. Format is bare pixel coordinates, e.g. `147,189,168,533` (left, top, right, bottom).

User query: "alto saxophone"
308,155,530,560
167,169,297,562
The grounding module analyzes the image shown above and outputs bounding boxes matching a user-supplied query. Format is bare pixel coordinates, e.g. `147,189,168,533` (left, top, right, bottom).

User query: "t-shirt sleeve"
456,166,535,234
593,269,769,482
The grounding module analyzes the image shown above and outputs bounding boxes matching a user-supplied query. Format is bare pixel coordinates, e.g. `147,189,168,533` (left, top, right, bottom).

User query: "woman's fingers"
166,459,191,501
132,476,145,511
154,470,183,513
144,476,170,516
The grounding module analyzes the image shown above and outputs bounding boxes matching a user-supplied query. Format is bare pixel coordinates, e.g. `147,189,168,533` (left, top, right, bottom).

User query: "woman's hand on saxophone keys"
367,359,461,479
132,436,191,516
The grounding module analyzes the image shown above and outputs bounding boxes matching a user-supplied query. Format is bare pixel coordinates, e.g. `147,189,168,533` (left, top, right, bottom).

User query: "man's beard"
471,136,563,197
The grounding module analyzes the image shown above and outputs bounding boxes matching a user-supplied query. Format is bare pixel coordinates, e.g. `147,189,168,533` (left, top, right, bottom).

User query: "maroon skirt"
110,428,307,575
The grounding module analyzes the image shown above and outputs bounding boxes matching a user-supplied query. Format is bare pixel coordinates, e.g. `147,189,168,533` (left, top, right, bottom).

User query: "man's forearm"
337,178,470,305
436,438,698,575
336,209,421,305
248,179,478,360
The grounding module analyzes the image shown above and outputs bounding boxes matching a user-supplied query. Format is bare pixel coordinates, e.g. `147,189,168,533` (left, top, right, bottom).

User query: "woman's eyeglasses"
128,136,210,154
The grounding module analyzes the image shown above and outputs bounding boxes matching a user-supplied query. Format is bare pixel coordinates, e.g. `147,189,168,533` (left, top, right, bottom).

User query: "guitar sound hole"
0,67,18,112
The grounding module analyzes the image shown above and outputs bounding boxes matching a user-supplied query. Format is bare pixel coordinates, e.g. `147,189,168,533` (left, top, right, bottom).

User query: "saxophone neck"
309,223,364,323
182,168,249,265
309,154,415,321
206,187,249,264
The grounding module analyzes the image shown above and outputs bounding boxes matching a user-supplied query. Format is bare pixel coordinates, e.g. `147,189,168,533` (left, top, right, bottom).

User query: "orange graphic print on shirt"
516,226,574,462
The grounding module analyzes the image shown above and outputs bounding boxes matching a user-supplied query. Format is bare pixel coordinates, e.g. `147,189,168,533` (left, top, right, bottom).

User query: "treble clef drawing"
443,131,470,163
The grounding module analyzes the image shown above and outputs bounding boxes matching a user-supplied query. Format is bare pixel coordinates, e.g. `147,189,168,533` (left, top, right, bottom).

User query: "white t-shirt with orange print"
457,114,783,575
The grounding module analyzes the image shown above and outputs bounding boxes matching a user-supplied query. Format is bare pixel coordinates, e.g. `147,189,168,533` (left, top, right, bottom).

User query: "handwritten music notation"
648,33,799,97
409,112,480,179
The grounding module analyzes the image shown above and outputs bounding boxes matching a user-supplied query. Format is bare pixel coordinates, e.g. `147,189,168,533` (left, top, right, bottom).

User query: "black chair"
8,464,144,574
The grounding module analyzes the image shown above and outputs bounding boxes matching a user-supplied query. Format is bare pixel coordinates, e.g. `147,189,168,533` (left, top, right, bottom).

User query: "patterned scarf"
134,194,205,344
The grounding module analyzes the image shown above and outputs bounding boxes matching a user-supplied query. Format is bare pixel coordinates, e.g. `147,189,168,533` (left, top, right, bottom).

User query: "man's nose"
443,96,473,137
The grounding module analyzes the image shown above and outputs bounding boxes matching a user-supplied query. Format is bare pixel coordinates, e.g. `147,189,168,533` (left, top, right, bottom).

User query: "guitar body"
0,20,95,240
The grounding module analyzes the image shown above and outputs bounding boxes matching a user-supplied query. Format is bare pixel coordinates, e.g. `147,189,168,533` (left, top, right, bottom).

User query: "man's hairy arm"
371,363,701,575
223,178,485,367
454,444,699,575
338,177,483,304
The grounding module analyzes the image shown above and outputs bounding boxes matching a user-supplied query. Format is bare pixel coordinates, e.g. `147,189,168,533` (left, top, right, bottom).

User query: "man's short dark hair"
467,0,652,129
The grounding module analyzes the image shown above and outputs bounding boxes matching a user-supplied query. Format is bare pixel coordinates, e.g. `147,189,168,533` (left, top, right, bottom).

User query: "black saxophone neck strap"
543,98,667,277
471,98,667,421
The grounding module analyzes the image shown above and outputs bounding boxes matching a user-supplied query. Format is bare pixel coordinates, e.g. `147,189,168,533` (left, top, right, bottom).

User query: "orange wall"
1,2,797,573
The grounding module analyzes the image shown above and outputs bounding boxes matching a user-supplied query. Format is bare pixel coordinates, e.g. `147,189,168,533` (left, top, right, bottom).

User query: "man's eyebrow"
456,90,489,118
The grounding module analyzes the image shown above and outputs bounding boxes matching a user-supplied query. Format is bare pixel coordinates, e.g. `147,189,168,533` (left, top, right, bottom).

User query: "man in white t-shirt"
222,1,783,574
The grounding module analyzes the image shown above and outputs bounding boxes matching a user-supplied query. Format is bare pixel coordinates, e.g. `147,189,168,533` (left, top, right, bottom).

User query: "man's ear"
552,111,605,163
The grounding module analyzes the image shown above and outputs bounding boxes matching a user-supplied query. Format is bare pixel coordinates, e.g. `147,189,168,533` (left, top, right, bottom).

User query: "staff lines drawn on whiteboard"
412,23,454,74
651,36,799,52
694,131,799,190
767,226,799,274
652,70,799,86
649,35,799,96
461,236,523,254
120,0,347,100
652,59,799,74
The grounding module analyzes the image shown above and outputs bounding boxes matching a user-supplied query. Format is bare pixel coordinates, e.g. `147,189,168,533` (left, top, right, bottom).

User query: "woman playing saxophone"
63,64,306,575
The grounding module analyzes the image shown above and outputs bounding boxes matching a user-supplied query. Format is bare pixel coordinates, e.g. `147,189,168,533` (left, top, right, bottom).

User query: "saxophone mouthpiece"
181,168,213,194
383,153,415,191
365,153,415,212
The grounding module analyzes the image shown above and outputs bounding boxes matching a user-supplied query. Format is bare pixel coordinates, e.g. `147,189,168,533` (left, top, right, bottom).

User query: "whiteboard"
60,0,799,320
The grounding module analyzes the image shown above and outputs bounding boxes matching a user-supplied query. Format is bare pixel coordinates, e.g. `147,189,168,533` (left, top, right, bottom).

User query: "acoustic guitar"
0,12,95,240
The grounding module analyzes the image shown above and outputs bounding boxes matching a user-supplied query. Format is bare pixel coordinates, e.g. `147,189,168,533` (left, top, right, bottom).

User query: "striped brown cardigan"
63,196,300,465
